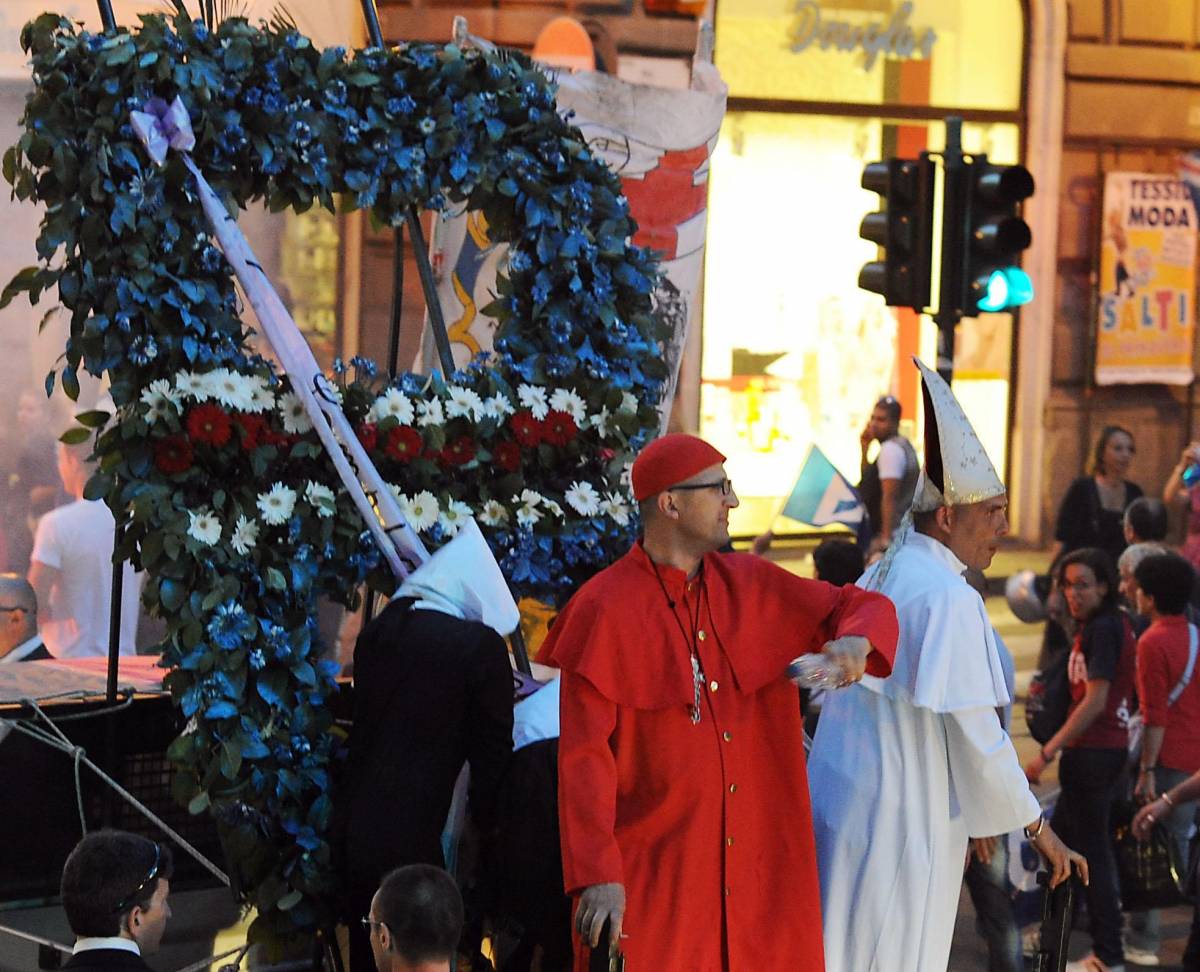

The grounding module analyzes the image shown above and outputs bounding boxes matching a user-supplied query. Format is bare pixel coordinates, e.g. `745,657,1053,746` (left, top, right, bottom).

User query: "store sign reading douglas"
789,1,937,71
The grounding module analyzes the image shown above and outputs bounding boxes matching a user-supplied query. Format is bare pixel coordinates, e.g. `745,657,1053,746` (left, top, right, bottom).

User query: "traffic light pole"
933,116,965,383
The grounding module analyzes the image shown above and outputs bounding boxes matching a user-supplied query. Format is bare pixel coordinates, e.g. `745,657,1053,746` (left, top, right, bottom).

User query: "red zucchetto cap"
631,434,727,502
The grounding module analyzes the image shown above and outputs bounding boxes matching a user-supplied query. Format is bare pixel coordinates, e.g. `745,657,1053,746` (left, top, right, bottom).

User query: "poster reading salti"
1096,172,1197,385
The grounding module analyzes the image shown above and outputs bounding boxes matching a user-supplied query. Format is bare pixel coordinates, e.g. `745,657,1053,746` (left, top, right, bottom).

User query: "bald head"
0,574,37,656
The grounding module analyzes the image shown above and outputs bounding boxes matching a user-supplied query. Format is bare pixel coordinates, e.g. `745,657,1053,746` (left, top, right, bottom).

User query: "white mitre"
392,518,521,637
910,357,1006,512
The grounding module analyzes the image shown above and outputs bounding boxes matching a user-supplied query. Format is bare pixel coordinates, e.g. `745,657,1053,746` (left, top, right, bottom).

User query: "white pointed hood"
392,518,521,637
911,357,1006,511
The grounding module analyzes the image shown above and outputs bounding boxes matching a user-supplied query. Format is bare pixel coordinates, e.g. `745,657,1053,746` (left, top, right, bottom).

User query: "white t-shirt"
31,499,144,659
876,438,908,481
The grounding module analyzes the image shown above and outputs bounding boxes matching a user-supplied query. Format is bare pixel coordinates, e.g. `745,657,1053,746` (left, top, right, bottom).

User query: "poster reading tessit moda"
1096,172,1197,385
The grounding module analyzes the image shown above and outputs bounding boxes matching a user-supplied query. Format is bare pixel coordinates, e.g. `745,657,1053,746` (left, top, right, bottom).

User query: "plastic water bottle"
1184,463,1200,488
787,653,844,690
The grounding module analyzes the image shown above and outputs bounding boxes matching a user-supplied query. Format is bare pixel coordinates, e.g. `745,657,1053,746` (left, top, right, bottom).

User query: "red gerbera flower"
494,440,522,473
542,410,578,447
187,403,233,447
511,410,543,447
384,425,423,462
233,413,268,451
154,435,194,475
442,436,477,466
357,422,378,452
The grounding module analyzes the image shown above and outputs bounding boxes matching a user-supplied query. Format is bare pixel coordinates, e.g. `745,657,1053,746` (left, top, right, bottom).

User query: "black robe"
335,598,513,971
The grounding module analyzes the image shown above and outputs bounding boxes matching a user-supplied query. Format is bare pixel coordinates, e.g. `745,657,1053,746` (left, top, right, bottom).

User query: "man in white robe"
809,359,1088,972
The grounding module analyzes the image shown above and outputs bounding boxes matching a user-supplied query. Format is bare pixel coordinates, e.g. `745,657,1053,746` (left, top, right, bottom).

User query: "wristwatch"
1024,815,1046,841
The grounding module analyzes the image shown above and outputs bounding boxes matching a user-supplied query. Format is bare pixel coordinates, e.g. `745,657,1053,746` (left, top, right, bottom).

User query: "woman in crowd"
1025,548,1137,972
1053,426,1143,569
1125,551,1200,966
1163,440,1200,571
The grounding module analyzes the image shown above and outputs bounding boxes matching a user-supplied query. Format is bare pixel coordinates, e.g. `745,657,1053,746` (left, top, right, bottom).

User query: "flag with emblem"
779,446,865,528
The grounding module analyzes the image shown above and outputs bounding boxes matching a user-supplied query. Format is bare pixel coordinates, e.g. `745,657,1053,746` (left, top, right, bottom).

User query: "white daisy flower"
416,397,445,428
438,499,473,537
230,514,259,555
207,368,254,411
565,481,602,516
140,379,180,424
481,394,514,420
370,388,415,425
386,482,405,502
479,500,510,527
400,490,439,532
517,384,549,420
244,377,276,414
550,388,587,424
187,507,222,546
304,481,336,518
175,370,210,401
543,499,565,520
513,489,545,527
257,482,297,525
516,501,542,527
445,386,485,421
601,491,632,527
618,391,639,414
589,406,612,436
517,488,544,507
278,392,313,434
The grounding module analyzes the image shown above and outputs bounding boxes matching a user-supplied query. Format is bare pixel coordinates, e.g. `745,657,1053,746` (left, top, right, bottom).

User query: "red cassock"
544,542,898,972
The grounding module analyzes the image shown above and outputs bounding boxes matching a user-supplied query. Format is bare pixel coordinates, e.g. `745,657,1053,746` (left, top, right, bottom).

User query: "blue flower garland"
4,11,668,948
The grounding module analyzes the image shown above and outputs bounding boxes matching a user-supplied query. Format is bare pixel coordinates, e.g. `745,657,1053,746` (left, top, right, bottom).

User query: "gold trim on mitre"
911,357,1005,510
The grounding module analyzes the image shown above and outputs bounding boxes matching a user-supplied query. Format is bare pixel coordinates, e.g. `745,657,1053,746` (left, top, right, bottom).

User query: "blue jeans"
964,835,1023,972
1127,766,1197,955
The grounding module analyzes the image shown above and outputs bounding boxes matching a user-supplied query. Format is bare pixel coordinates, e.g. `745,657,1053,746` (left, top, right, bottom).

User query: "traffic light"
961,158,1035,314
857,157,934,311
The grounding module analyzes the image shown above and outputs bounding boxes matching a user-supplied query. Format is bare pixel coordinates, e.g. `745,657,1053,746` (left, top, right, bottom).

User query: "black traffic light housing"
857,157,935,311
953,157,1035,315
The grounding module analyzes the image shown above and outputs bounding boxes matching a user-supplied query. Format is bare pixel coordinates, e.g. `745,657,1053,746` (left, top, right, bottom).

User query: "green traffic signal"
976,267,1034,313
960,159,1034,317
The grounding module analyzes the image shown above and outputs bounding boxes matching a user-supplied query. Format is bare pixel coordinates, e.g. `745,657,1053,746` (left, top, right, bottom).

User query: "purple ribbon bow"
130,96,196,165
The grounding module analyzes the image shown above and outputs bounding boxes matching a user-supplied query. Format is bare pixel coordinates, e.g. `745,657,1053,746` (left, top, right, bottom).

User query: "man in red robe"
544,434,899,971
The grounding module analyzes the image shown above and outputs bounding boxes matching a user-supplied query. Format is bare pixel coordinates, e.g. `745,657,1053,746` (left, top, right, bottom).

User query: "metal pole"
405,208,457,377
933,116,966,383
106,523,125,704
387,226,405,378
359,0,456,382
359,0,385,48
510,626,531,676
96,0,116,33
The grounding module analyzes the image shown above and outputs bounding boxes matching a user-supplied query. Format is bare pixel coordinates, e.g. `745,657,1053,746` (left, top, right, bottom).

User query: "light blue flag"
779,446,865,527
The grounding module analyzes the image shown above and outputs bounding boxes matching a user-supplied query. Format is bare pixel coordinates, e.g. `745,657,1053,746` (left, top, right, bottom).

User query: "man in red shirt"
545,434,898,971
1126,551,1200,964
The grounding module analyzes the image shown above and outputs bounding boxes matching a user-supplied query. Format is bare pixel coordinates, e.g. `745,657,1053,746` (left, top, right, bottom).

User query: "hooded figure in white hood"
808,359,1087,972
338,518,520,972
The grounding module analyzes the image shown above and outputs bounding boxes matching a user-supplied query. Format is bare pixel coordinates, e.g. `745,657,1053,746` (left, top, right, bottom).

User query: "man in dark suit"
337,523,517,972
0,574,50,662
59,830,174,970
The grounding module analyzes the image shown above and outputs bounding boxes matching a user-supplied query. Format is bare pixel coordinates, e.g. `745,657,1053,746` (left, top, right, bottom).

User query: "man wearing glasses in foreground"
544,433,899,971
59,831,173,971
362,865,462,972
